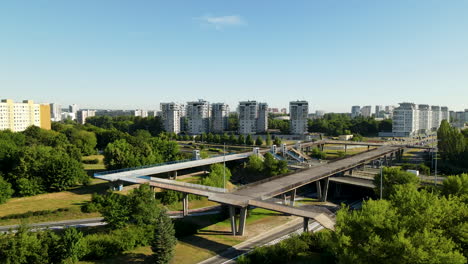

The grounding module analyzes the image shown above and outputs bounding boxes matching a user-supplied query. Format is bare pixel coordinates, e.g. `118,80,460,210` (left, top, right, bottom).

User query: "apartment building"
393,103,449,136
238,101,268,134
361,105,372,117
186,99,210,134
289,100,309,135
211,103,229,133
76,110,96,125
50,103,62,122
160,103,184,134
351,106,361,118
0,99,51,132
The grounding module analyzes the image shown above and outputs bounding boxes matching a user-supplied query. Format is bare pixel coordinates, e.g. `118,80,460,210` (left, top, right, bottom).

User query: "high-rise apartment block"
69,104,79,116
186,99,210,134
211,103,229,133
132,109,148,118
351,106,361,118
392,102,449,136
360,105,372,117
238,101,268,134
375,105,384,118
161,103,184,134
0,99,51,132
50,103,62,122
76,110,96,125
290,100,309,135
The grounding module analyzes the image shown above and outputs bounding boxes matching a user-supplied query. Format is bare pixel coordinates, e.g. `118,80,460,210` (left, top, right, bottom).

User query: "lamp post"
376,159,384,199
223,142,226,192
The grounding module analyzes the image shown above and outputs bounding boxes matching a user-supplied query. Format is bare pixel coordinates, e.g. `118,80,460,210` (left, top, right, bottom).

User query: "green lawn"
0,179,108,226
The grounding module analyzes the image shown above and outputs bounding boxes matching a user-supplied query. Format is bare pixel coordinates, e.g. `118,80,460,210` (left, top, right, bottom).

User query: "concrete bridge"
95,143,404,236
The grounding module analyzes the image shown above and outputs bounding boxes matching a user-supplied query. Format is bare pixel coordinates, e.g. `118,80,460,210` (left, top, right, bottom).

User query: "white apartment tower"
211,103,229,133
441,107,449,122
50,103,62,122
375,105,384,118
393,103,419,137
77,110,96,125
418,104,432,132
431,106,441,129
186,99,210,134
290,100,309,135
361,106,372,117
238,101,268,134
161,103,183,134
257,103,268,133
351,106,361,118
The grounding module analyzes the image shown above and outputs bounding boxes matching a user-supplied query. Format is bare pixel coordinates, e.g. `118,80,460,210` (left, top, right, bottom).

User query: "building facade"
161,103,184,134
257,103,268,133
50,103,62,122
76,110,96,125
211,103,229,133
186,99,210,134
238,101,258,134
289,100,309,135
0,99,51,132
360,105,372,117
393,103,449,136
351,105,361,118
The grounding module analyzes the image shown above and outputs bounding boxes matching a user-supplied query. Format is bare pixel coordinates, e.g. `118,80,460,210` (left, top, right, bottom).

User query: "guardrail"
147,176,227,193
94,152,241,177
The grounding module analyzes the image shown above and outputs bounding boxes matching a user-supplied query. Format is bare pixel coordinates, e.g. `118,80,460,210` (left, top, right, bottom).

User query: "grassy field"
79,208,294,264
82,155,106,171
0,179,108,226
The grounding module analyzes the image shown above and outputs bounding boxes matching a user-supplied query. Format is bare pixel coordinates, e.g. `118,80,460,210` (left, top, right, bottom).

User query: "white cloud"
198,15,246,30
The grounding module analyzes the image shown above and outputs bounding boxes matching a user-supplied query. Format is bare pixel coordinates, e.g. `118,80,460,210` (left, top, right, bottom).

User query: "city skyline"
2,1,468,112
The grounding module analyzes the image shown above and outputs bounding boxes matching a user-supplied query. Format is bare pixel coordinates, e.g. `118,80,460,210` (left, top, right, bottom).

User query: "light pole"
434,146,438,186
223,142,226,192
376,159,384,199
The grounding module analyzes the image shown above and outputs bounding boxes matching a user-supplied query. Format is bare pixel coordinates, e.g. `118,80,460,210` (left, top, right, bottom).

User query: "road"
198,218,323,264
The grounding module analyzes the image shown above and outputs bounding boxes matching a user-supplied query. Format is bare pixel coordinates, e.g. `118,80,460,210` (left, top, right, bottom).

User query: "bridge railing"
94,152,242,177
147,176,227,193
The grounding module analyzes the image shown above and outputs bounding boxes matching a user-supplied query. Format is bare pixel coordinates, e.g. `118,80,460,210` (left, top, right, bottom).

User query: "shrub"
82,159,99,164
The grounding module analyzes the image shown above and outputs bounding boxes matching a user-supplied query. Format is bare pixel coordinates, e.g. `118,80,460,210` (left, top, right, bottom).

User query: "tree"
65,129,97,156
438,120,467,166
201,164,232,188
442,174,468,198
229,133,237,144
255,137,264,146
55,227,87,264
151,212,177,264
310,147,327,159
128,184,161,226
273,136,282,146
237,134,245,145
0,174,13,204
246,134,254,145
327,186,467,264
100,193,132,229
265,133,272,146
374,167,419,198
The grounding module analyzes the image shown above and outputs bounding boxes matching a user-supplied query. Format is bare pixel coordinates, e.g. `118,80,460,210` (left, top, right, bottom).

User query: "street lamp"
375,159,384,199
223,142,226,192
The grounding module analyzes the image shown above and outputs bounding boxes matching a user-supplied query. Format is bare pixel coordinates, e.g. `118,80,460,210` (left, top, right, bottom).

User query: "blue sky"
1,0,467,112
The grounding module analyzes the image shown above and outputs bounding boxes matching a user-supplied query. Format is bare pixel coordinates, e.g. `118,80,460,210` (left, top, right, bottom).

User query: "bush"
82,158,99,164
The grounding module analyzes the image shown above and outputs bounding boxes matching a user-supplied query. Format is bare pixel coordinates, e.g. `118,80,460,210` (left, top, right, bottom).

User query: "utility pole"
379,159,383,200
434,147,438,186
223,142,226,192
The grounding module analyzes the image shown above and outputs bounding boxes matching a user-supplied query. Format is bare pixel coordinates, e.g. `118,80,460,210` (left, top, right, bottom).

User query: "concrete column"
182,193,189,216
237,207,248,236
344,144,348,154
349,169,353,176
322,177,330,202
303,217,310,232
173,170,178,180
282,193,287,205
384,155,388,166
316,180,322,200
229,206,237,236
290,189,296,206
367,145,370,151
150,186,156,199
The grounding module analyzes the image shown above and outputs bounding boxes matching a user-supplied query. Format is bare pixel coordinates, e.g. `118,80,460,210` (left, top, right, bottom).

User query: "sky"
1,0,468,112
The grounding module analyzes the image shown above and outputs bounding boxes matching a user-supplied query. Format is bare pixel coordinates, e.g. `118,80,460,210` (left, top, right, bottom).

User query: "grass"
0,179,108,226
78,208,296,264
82,155,106,171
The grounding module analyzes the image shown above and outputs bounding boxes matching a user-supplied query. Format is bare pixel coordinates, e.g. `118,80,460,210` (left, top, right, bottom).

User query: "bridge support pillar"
344,144,348,154
172,170,178,180
237,207,248,236
367,145,370,151
282,193,287,205
303,217,310,232
182,193,189,216
316,181,322,200
322,177,330,202
229,206,237,236
384,155,388,166
290,189,296,206
320,144,324,151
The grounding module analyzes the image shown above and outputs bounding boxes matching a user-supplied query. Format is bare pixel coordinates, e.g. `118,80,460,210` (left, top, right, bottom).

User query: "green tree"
128,184,161,226
374,167,419,198
273,136,282,146
442,174,468,198
65,129,97,156
255,136,264,146
228,133,236,144
438,120,467,166
246,134,254,145
100,192,131,229
265,133,272,146
56,227,87,264
201,164,232,188
0,174,13,204
237,134,245,145
151,212,177,264
327,186,467,264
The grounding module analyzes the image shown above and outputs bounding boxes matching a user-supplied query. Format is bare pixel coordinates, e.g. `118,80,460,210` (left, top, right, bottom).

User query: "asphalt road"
198,218,322,264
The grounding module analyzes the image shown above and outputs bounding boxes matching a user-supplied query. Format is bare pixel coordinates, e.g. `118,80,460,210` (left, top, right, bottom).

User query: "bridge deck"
232,146,401,199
